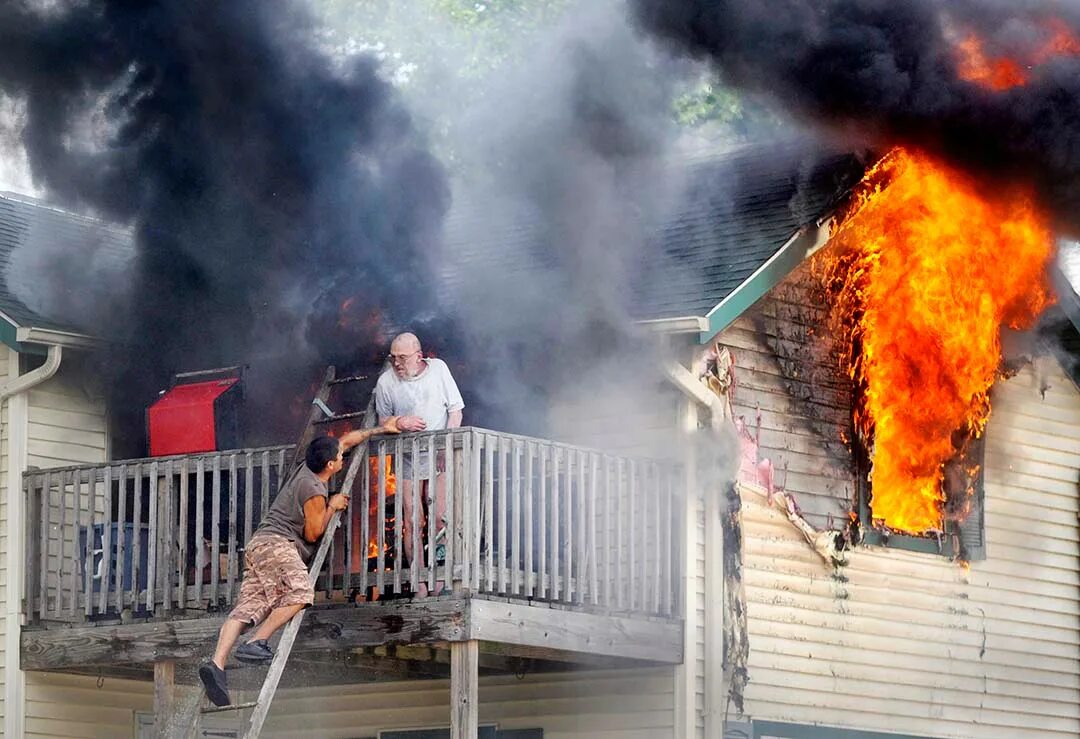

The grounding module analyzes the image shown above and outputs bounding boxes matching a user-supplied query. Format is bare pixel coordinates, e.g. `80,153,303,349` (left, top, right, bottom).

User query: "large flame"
955,19,1080,91
818,149,1056,533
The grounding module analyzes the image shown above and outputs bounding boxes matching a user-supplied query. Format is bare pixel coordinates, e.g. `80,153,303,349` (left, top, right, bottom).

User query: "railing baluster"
163,462,174,613
227,454,238,604
497,436,508,595
551,447,561,602
615,458,624,611
470,431,482,592
261,450,271,519
410,437,420,594
178,458,189,609
360,443,370,598
72,469,84,617
537,444,547,600
576,450,587,606
147,460,159,613
483,434,495,593
628,458,637,612
115,464,127,613
427,435,437,594
54,469,67,619
98,467,113,616
651,462,662,615
345,449,355,596
244,452,254,550
376,439,387,596
194,458,205,606
393,438,404,595
26,476,40,620
588,452,599,607
210,456,221,606
160,461,173,614
38,472,51,619
523,441,533,599
443,432,455,591
564,449,574,604
603,456,612,609
131,463,144,612
511,439,521,596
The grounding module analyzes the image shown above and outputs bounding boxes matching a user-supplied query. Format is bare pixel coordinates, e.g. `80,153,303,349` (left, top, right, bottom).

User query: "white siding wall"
739,362,1080,738
11,352,148,738
0,345,11,728
25,673,151,739
261,668,674,738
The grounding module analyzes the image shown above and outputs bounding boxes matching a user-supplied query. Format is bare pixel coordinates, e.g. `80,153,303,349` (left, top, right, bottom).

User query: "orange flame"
818,149,1056,533
365,455,396,559
956,19,1080,90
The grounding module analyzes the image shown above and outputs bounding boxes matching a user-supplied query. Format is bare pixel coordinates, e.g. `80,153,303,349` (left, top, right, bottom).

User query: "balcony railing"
23,428,684,626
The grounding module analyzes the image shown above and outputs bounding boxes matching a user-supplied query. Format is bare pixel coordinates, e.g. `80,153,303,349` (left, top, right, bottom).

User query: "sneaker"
198,661,230,707
235,639,273,664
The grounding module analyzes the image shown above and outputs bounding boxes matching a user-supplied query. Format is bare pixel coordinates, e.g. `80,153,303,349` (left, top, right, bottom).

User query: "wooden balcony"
20,428,685,680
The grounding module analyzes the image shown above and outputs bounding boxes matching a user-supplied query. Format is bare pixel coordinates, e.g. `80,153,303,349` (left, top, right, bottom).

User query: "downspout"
3,343,63,739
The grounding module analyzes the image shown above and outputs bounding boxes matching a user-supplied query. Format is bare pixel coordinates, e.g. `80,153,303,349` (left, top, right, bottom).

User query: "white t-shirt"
374,358,465,430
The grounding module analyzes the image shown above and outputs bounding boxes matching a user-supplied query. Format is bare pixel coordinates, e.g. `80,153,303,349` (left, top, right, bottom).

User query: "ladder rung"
329,374,370,385
202,701,258,715
313,410,368,425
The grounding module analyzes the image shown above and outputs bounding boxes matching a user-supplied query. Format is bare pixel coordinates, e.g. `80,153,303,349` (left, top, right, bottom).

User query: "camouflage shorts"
229,534,313,625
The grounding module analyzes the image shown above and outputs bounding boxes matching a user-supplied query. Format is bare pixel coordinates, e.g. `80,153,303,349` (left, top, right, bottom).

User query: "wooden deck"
21,427,685,677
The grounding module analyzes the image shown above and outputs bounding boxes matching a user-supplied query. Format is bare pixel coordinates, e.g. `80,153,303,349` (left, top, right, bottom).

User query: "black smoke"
0,0,447,451
629,0,1080,232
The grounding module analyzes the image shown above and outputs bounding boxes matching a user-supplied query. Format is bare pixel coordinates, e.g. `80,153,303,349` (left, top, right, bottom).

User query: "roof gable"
0,192,131,347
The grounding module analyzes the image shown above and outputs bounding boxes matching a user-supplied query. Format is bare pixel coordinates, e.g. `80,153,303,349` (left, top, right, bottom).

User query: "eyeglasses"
389,351,420,363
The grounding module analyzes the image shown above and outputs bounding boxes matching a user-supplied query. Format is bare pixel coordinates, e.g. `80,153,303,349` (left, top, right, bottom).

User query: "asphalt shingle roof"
633,140,866,319
0,192,131,334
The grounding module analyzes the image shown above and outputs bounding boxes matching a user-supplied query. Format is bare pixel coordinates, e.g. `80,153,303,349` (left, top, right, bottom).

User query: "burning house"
0,127,1077,739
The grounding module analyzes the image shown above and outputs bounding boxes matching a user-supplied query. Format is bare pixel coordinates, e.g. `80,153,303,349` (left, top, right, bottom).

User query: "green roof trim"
698,219,833,344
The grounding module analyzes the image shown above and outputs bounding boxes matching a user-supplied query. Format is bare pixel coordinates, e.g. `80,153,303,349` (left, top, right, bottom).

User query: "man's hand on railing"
327,493,350,512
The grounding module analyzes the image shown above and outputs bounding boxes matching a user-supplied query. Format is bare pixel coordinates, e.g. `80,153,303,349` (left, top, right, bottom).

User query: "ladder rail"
174,365,377,739
242,433,370,739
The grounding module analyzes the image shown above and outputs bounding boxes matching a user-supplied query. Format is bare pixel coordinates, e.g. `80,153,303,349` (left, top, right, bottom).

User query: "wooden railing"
23,428,684,626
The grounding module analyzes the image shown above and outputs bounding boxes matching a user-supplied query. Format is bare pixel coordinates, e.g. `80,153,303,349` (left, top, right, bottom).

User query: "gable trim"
699,218,834,345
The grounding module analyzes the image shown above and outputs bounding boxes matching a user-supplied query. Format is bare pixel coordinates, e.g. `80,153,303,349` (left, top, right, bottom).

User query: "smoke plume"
438,1,684,439
0,0,447,450
629,0,1080,233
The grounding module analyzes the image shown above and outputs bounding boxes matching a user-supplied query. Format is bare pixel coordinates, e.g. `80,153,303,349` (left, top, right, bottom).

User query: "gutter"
3,342,63,739
15,326,99,349
638,316,710,335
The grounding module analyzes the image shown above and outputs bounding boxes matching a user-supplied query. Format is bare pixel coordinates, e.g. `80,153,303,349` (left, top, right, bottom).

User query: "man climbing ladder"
199,421,398,706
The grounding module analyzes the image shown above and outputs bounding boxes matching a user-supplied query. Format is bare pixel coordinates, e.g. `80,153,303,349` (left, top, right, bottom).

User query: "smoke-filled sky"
0,0,447,448
629,0,1080,234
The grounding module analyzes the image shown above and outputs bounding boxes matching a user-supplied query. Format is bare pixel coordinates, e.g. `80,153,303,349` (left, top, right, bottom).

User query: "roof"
0,191,131,348
633,140,866,321
439,137,868,341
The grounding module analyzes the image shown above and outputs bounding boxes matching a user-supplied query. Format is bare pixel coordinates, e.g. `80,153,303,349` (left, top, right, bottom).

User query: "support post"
450,640,479,739
154,661,176,739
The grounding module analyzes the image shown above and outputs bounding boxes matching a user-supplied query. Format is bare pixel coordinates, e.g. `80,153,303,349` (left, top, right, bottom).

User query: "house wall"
1,345,12,730
1,349,149,738
261,668,675,739
718,263,855,531
738,361,1080,738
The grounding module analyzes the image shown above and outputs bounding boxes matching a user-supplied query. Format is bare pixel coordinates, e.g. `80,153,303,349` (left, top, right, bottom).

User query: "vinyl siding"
739,362,1080,738
0,345,10,727
261,668,675,738
17,355,148,738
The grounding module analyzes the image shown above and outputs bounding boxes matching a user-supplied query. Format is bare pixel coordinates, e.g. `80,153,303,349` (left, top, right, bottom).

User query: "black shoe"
198,662,231,707
235,639,273,664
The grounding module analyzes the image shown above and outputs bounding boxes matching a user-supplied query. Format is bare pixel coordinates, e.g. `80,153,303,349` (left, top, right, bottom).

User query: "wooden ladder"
180,366,376,739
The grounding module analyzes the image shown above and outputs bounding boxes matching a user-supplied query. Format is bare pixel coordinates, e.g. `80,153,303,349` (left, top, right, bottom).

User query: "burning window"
815,149,1056,560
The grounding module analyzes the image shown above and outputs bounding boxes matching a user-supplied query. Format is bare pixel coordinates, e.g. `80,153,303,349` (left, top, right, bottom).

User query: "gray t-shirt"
254,465,327,563
374,357,464,430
